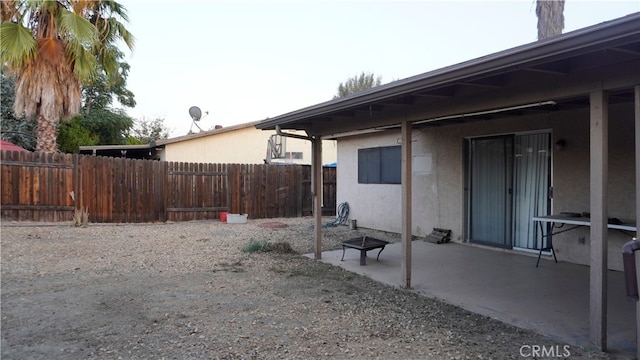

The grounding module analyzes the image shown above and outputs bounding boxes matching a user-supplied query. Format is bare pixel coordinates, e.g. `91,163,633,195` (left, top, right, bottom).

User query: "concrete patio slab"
308,240,635,357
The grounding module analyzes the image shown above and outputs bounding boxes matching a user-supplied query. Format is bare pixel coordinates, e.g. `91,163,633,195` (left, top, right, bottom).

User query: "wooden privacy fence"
0,151,337,223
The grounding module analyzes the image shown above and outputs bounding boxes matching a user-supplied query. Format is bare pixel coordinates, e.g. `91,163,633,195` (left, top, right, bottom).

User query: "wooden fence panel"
164,160,230,222
1,152,14,219
0,151,74,221
323,167,337,214
301,165,312,215
256,164,267,218
275,166,286,218
1,152,337,223
94,155,103,220
228,163,239,215
19,151,31,221
113,157,124,223
267,165,278,218
242,164,251,216
138,159,148,222
245,164,257,219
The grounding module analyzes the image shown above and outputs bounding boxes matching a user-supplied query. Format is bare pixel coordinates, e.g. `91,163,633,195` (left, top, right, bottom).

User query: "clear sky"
117,0,639,137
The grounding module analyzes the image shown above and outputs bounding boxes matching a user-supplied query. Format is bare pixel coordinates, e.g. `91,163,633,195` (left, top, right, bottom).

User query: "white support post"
589,84,608,351
401,120,412,289
634,84,640,360
313,137,323,260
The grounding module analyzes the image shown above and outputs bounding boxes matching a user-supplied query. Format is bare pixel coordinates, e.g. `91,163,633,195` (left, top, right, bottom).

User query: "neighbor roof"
256,12,640,134
78,144,156,159
156,120,262,146
0,140,29,152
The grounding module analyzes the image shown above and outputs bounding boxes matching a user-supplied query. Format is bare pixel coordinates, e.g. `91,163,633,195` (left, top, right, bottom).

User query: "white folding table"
531,214,636,267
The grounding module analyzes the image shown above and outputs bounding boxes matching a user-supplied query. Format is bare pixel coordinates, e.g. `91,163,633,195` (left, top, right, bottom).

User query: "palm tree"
0,0,134,152
536,0,565,40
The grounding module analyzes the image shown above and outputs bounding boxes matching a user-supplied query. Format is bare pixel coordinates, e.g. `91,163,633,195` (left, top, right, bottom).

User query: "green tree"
128,117,170,144
82,108,134,145
1,71,36,150
0,0,134,153
57,116,99,153
74,51,137,149
334,72,382,99
536,0,565,40
83,50,136,114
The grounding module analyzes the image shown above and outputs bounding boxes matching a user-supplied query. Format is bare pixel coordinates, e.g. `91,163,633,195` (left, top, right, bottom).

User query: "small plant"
242,239,270,253
73,207,89,227
269,241,296,254
268,266,287,273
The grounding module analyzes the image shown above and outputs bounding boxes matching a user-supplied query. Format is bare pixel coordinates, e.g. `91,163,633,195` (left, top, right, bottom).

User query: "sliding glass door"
467,133,550,250
512,133,550,250
469,136,513,248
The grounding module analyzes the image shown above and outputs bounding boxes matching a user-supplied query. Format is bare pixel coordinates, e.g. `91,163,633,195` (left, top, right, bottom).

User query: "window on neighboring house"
358,146,401,184
285,152,303,159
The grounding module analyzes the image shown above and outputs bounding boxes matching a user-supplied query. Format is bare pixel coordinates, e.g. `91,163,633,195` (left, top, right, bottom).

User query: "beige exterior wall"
337,103,634,271
158,124,337,165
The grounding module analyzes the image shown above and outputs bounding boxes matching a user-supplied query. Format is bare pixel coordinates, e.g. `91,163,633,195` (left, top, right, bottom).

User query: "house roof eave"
255,12,640,131
156,120,263,146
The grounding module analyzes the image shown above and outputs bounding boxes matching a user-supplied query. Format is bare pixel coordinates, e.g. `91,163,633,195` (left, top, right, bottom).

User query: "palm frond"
92,11,134,51
37,37,66,65
58,8,98,45
0,22,37,69
66,41,97,82
95,44,119,76
14,36,81,122
114,19,134,50
92,0,130,23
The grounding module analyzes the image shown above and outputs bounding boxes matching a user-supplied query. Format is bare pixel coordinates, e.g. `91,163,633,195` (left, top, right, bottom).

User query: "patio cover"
256,13,640,354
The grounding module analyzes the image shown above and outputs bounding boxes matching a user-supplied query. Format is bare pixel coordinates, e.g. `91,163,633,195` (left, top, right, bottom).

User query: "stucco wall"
337,103,635,271
161,127,337,165
337,132,403,235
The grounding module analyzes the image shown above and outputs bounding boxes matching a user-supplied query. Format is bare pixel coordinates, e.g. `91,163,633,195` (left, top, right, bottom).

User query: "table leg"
536,247,544,267
341,246,346,261
376,246,385,261
536,221,545,267
536,221,558,267
360,250,367,265
545,222,558,264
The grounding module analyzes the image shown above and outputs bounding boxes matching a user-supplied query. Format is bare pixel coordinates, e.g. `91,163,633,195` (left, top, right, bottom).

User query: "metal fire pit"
341,236,389,266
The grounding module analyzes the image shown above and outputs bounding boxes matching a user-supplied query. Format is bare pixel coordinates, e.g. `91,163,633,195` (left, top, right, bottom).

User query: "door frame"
463,130,553,250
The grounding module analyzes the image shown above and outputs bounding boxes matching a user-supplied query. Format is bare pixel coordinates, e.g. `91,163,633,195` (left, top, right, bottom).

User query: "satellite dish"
189,106,202,121
188,106,209,133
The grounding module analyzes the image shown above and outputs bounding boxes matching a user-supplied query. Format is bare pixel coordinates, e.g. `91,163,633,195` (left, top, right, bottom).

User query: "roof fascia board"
79,144,152,151
307,60,639,137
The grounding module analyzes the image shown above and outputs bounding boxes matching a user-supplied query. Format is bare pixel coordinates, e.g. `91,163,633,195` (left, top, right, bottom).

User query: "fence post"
157,160,166,222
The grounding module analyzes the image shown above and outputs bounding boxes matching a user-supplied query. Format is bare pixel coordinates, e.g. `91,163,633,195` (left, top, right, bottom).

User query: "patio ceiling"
256,13,640,137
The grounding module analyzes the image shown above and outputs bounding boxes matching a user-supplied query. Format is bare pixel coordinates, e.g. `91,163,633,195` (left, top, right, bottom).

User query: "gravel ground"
0,217,625,359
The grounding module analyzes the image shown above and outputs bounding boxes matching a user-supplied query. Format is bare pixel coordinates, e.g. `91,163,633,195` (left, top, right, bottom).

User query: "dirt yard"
0,217,623,359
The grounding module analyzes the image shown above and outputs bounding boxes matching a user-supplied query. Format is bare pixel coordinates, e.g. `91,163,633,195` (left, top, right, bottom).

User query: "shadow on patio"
311,240,635,358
